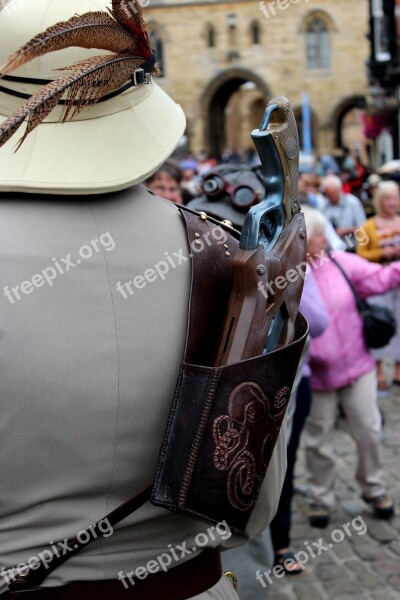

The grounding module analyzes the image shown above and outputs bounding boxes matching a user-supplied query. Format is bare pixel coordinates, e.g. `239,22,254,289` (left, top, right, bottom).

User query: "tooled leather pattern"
213,382,290,511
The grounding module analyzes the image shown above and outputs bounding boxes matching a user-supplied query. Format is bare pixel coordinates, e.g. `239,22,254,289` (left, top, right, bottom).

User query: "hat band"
0,52,156,105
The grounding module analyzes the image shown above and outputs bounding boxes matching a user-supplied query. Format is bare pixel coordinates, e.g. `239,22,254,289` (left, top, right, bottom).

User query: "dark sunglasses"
201,171,263,211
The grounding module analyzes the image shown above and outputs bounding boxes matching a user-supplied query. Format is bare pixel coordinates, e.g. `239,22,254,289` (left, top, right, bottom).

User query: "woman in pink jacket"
302,207,399,527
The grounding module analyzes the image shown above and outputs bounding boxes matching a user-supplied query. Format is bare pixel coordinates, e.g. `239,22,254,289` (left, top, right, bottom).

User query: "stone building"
145,0,370,159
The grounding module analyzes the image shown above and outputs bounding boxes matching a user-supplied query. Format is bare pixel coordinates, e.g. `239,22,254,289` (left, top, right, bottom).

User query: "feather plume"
0,12,137,76
110,0,150,57
111,0,147,34
0,0,155,151
0,54,144,150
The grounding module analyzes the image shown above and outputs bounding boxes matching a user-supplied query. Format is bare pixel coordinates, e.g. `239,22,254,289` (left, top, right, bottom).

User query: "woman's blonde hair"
373,180,400,214
302,205,327,241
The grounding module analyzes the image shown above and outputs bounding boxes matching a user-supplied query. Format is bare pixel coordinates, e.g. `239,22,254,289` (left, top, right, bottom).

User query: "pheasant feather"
0,53,145,149
0,0,154,150
0,12,138,76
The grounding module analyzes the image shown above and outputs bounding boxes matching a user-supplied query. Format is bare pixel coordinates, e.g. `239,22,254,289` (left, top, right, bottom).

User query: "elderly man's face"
324,185,340,204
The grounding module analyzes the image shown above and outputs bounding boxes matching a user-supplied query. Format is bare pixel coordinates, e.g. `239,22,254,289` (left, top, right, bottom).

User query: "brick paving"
266,377,400,600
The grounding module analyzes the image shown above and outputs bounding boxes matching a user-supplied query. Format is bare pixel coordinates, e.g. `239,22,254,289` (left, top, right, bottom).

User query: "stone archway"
200,69,271,157
330,95,370,163
331,95,367,148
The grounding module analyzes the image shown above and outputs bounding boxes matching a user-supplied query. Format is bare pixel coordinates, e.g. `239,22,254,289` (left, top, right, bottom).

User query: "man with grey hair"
319,175,366,250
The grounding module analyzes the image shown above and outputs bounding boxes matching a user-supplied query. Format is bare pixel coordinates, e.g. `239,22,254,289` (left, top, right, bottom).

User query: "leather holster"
151,208,308,534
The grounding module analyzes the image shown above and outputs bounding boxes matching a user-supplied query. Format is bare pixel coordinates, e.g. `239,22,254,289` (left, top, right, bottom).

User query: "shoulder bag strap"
326,250,366,314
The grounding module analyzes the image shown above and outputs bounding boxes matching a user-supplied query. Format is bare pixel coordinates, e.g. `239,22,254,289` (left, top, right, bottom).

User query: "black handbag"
358,301,397,349
328,252,397,349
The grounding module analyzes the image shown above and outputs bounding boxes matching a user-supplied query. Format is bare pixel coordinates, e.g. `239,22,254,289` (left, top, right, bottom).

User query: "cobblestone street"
267,379,400,600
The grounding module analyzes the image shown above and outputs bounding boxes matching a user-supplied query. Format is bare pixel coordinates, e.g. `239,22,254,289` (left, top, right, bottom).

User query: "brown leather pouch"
151,208,308,534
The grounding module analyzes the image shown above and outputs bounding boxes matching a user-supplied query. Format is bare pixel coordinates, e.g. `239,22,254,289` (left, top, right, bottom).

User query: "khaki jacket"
0,186,285,593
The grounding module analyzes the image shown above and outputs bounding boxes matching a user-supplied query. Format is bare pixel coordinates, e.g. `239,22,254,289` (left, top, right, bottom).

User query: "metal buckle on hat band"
0,52,155,107
132,68,151,86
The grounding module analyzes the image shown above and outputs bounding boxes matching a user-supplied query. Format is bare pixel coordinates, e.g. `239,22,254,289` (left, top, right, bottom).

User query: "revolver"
216,96,307,365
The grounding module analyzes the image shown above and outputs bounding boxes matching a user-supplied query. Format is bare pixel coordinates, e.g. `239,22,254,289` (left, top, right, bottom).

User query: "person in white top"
319,175,366,250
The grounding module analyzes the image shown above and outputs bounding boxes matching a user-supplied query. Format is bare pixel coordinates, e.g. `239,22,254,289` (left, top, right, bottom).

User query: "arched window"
306,17,330,69
227,13,238,48
149,30,165,76
250,21,261,45
207,25,215,48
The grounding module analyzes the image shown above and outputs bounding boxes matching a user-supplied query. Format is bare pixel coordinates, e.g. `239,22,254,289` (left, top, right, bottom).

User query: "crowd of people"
146,148,400,581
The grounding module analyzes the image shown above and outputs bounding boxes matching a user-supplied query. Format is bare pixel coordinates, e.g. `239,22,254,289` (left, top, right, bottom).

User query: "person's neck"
378,211,397,221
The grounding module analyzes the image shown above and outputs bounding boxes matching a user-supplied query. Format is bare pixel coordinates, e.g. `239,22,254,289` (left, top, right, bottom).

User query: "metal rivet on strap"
195,232,201,238
225,251,231,257
224,243,229,249
224,571,238,592
195,240,202,247
199,212,208,221
221,219,233,227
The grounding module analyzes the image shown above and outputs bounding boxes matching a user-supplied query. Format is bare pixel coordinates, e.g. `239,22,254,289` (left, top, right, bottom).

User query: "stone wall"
144,0,370,156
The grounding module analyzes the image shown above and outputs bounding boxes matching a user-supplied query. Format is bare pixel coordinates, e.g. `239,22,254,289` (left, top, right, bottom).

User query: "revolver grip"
256,96,300,223
270,97,300,220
